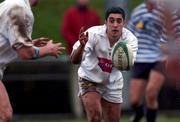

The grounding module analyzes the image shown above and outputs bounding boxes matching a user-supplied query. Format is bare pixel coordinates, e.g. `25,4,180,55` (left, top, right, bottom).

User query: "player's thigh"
81,92,102,117
129,63,152,104
147,70,165,96
129,79,147,104
79,78,102,114
0,80,12,113
101,98,121,122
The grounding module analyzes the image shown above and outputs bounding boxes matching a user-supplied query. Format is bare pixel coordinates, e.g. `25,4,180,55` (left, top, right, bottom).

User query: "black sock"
146,108,157,122
131,104,144,122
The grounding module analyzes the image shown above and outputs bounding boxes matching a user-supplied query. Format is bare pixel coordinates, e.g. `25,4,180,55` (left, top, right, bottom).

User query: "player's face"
146,0,156,12
105,13,124,39
29,0,39,6
77,0,89,6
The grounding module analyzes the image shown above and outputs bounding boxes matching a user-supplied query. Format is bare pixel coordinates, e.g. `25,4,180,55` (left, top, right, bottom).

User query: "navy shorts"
131,62,165,80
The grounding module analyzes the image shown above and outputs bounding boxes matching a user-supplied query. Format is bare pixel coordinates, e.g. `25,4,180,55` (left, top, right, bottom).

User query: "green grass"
14,115,180,122
128,0,143,13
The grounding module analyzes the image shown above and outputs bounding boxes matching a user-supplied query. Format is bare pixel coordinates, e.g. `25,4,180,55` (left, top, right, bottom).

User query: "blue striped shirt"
127,3,164,63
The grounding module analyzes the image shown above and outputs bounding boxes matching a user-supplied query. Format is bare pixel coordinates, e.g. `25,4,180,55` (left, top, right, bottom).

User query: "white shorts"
78,77,123,103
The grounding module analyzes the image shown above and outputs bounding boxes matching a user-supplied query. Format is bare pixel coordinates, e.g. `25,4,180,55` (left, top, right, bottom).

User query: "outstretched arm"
15,40,65,60
8,5,65,59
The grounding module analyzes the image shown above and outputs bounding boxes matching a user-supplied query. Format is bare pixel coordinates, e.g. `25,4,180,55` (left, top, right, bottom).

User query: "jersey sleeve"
7,5,33,49
124,28,138,63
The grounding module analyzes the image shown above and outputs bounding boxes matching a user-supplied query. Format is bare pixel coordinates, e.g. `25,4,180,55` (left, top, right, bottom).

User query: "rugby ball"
111,41,134,71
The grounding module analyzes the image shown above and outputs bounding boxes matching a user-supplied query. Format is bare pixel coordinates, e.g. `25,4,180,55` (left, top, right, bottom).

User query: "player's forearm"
70,45,84,64
16,46,51,59
38,46,52,58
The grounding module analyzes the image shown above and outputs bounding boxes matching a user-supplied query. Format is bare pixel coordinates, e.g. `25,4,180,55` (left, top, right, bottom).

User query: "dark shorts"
131,62,165,80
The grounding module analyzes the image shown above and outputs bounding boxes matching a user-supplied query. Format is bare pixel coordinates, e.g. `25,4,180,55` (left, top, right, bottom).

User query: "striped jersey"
172,11,180,40
161,9,180,55
127,3,164,63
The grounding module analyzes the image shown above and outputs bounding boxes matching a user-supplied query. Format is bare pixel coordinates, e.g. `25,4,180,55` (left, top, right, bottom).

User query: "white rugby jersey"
0,0,34,79
72,25,138,83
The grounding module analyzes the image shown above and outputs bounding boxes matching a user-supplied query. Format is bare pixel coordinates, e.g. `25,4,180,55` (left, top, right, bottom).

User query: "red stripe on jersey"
98,57,113,73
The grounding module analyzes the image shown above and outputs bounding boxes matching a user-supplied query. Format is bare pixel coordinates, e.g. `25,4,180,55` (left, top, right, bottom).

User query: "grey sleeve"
7,5,33,49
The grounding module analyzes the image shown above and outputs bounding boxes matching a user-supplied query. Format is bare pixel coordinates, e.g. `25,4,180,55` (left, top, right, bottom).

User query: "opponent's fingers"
39,37,49,41
58,46,66,51
47,40,53,44
54,42,62,47
57,50,63,55
55,48,66,58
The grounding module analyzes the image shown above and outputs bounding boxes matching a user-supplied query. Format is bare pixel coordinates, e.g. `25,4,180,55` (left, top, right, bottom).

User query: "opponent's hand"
32,37,49,47
45,40,66,58
79,27,88,47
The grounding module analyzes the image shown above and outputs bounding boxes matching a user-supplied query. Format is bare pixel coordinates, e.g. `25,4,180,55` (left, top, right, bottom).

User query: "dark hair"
105,7,125,20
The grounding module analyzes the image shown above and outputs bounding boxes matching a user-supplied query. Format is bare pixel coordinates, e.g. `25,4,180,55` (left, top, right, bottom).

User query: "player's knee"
130,97,140,108
129,93,140,106
0,106,13,122
88,110,101,122
145,88,157,102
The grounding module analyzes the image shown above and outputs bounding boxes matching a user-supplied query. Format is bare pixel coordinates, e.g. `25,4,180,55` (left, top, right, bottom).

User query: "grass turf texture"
14,116,180,122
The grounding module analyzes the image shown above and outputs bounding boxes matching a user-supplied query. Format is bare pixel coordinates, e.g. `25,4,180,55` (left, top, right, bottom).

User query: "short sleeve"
123,28,138,63
72,40,80,52
7,5,33,49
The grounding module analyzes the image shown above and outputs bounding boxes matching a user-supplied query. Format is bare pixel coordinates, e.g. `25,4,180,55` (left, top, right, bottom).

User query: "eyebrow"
109,17,122,20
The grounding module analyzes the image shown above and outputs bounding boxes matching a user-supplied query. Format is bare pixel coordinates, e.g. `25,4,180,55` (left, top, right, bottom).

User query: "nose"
113,21,118,27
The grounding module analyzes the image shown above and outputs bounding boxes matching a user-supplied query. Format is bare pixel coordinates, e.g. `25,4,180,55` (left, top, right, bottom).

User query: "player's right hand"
45,40,66,58
32,37,49,47
79,27,88,47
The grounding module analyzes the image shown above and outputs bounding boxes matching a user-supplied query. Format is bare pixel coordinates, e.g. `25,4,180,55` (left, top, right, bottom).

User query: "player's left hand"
79,27,88,47
32,37,49,47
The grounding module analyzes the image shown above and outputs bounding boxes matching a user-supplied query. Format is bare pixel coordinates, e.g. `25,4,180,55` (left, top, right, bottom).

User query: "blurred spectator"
61,0,101,55
127,0,166,122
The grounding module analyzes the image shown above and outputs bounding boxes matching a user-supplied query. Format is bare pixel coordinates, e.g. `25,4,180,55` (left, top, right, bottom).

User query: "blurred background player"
159,0,180,85
70,7,138,122
0,0,65,122
127,0,166,122
61,0,100,55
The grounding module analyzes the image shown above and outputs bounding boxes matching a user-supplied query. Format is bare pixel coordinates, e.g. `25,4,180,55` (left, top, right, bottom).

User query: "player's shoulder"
122,27,138,40
122,27,135,36
4,0,27,8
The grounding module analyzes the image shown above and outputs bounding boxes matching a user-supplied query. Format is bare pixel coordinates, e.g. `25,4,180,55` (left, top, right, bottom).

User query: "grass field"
14,115,180,122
